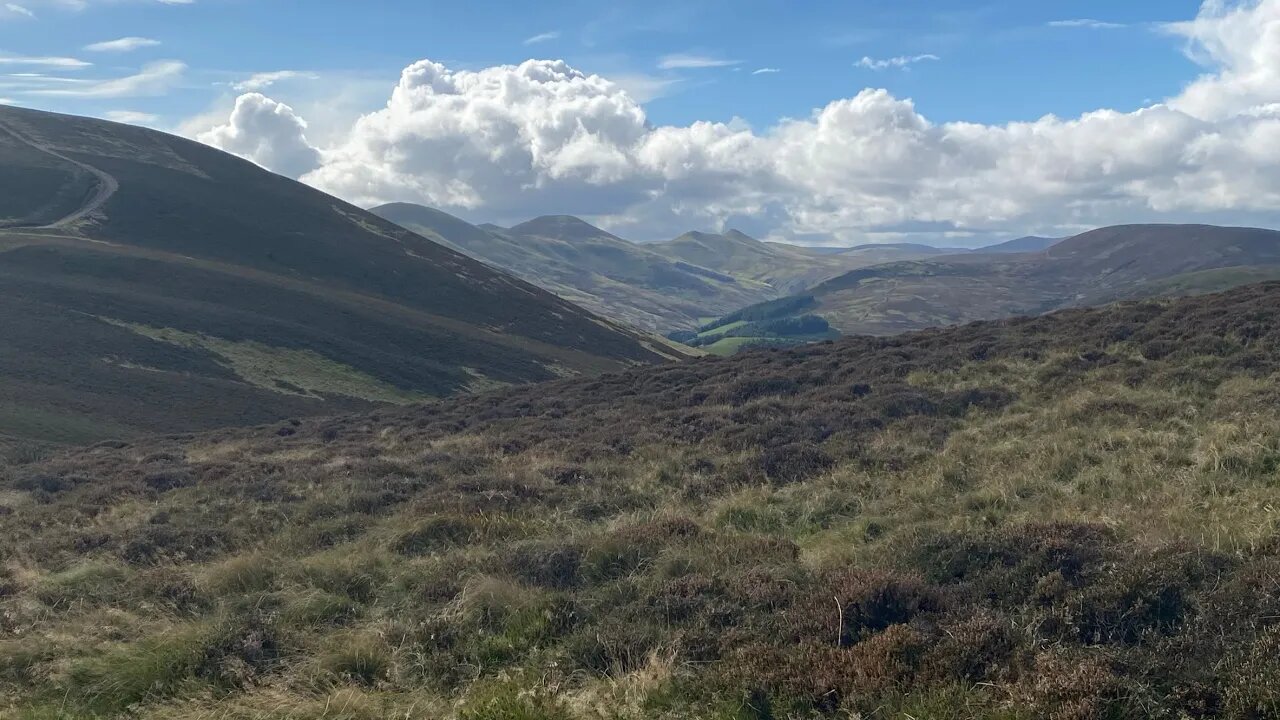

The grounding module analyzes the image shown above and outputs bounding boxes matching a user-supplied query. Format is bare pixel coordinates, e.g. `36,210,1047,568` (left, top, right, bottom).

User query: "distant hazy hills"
374,203,994,330
0,106,680,445
373,204,773,332
726,224,1280,338
375,202,1280,346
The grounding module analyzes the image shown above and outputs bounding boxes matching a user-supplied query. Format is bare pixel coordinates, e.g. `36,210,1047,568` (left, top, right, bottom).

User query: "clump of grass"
459,683,573,720
67,621,220,713
281,589,360,627
33,560,131,608
319,632,394,687
199,554,280,596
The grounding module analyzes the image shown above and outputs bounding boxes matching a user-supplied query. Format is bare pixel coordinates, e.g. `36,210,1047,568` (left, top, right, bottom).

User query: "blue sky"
4,0,1278,246
2,0,1202,130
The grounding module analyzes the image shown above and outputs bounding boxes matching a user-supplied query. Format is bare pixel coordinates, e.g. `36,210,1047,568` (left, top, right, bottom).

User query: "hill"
649,231,950,296
0,106,678,446
372,204,775,332
3,282,1279,718
715,224,1280,338
973,235,1062,254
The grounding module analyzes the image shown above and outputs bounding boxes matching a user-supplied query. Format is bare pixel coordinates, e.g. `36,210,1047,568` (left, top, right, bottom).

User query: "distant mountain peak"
672,229,765,249
723,229,760,243
510,214,620,242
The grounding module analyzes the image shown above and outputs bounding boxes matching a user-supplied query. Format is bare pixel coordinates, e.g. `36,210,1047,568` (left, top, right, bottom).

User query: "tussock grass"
3,284,1280,718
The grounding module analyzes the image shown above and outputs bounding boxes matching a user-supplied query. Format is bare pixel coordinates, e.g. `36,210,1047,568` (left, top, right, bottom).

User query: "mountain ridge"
719,223,1280,339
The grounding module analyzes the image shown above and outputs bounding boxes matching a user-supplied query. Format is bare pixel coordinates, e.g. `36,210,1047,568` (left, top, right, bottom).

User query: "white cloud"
0,54,90,68
523,31,559,45
30,59,183,97
84,36,160,52
752,67,781,75
103,109,158,123
230,70,318,91
10,0,190,10
657,53,740,69
855,54,940,71
190,0,1280,244
198,92,321,178
5,4,35,18
1165,0,1280,120
1047,19,1126,29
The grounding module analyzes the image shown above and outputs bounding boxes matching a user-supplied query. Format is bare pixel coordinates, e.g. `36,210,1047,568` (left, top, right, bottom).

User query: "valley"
5,0,1280,716
694,224,1280,346
377,200,1280,357
374,203,987,332
1,101,1278,720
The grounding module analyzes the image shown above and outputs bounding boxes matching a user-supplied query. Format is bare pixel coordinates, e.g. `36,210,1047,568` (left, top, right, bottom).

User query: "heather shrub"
5,284,1280,717
759,443,833,484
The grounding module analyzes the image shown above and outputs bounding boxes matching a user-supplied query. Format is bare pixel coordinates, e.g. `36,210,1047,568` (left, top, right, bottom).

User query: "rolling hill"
649,231,956,296
708,224,1280,339
3,282,1279,718
0,105,680,446
972,235,1062,254
372,204,776,332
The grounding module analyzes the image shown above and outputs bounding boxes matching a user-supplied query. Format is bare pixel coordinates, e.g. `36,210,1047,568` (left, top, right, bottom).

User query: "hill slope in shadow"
0,106,678,444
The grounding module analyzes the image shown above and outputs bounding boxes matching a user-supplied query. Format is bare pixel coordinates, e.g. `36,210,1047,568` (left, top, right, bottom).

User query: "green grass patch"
100,318,426,404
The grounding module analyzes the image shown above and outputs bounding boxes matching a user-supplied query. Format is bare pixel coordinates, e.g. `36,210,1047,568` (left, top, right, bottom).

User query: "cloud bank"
197,0,1280,244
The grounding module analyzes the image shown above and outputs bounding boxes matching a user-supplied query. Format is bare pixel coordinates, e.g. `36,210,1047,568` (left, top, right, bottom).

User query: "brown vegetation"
2,283,1280,718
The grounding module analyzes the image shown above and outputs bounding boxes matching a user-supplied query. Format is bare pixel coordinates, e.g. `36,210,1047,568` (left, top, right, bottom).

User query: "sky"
2,0,1279,246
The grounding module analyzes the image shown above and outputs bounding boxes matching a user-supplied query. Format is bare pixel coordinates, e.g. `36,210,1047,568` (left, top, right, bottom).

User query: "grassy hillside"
2,283,1279,718
713,224,1280,339
670,296,841,356
650,231,952,297
372,205,775,332
0,106,678,445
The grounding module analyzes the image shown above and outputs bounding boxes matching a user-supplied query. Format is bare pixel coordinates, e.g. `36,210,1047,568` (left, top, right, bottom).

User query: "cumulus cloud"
194,0,1280,244
301,59,651,215
1165,0,1280,120
198,92,321,178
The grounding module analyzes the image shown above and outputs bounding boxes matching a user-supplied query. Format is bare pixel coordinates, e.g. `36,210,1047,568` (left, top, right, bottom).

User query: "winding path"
0,116,119,230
